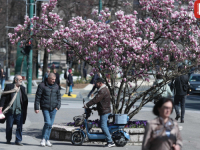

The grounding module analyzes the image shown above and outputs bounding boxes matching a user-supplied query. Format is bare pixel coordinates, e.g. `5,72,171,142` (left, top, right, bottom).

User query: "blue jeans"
6,112,23,143
1,78,5,90
100,113,112,143
42,109,57,140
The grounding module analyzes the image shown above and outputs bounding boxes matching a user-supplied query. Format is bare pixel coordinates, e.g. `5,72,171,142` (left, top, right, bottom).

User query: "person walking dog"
0,75,28,146
34,73,61,147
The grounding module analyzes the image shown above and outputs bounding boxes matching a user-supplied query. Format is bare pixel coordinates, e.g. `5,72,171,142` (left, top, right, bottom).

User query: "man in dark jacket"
0,75,28,146
87,72,100,98
34,73,61,147
53,69,60,89
83,66,87,82
67,70,73,96
84,78,115,148
172,66,189,123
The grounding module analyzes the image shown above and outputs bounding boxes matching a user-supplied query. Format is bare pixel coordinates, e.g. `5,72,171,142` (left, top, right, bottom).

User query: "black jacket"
0,71,6,79
34,82,61,111
67,73,73,86
0,84,28,124
173,74,189,96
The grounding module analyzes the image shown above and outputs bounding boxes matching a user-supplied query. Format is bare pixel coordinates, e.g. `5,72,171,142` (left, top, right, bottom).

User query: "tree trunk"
42,48,48,77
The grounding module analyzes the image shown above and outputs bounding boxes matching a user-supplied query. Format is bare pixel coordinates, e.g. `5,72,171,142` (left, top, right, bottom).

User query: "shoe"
68,95,72,96
40,139,46,147
15,142,23,146
175,115,180,121
6,141,11,144
181,120,184,123
46,140,52,147
105,142,115,148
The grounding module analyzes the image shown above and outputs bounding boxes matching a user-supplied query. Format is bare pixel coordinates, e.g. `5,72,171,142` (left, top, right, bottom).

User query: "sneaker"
46,140,52,147
40,139,46,147
105,142,115,148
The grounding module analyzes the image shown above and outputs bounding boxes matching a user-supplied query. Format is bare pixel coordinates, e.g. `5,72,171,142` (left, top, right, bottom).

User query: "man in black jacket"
34,73,61,147
0,75,28,146
172,66,189,123
83,66,87,82
53,69,60,89
67,70,73,96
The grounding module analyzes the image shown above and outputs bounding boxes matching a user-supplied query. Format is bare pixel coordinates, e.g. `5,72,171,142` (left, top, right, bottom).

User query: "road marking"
62,94,77,98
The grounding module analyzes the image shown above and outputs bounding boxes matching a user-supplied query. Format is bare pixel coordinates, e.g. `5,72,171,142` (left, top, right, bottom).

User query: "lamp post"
27,0,34,94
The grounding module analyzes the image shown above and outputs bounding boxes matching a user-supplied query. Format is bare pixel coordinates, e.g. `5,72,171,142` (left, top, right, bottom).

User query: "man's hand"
172,144,180,150
35,110,39,113
0,107,3,111
55,108,58,110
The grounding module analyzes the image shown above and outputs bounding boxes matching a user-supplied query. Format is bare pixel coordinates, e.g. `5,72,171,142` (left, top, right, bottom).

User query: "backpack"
179,76,188,91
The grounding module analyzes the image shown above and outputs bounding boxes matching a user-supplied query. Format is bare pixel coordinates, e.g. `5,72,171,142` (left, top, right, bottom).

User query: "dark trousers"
174,95,186,120
5,112,23,143
88,85,97,98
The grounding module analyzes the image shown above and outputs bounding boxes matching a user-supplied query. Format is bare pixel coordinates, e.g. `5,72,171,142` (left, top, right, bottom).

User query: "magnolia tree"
9,0,200,119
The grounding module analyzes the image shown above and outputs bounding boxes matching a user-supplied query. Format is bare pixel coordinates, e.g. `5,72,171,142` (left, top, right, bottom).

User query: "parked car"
48,62,62,69
189,74,200,94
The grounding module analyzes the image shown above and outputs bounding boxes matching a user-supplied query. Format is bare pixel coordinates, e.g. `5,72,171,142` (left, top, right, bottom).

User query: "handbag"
69,85,73,92
0,110,5,119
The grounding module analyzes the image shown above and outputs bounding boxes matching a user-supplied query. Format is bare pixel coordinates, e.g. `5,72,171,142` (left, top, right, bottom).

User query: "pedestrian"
0,75,28,146
67,70,73,96
171,65,189,123
64,69,69,94
34,73,61,147
153,74,173,104
83,66,87,82
0,68,6,90
83,77,115,148
142,97,182,150
53,69,60,89
42,68,50,82
87,72,100,98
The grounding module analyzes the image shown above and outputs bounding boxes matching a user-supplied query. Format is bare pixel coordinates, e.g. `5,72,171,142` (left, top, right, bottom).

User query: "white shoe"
40,139,46,147
46,140,52,147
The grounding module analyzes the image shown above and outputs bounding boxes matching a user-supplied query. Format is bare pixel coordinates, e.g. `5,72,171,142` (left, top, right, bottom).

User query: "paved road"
0,87,200,150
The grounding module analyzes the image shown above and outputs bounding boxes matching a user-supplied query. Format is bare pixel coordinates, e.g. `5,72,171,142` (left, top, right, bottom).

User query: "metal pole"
99,0,102,13
27,0,34,94
5,0,8,80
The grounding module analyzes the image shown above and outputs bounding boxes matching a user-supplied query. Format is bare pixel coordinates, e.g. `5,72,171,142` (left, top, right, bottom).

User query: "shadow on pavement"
23,128,42,139
52,142,105,147
185,103,200,110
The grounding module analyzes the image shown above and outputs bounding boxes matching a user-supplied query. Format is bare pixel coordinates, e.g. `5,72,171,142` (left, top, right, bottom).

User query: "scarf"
1,85,20,114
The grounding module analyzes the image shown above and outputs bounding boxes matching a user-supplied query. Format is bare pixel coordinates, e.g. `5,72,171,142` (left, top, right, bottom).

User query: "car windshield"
190,75,200,82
